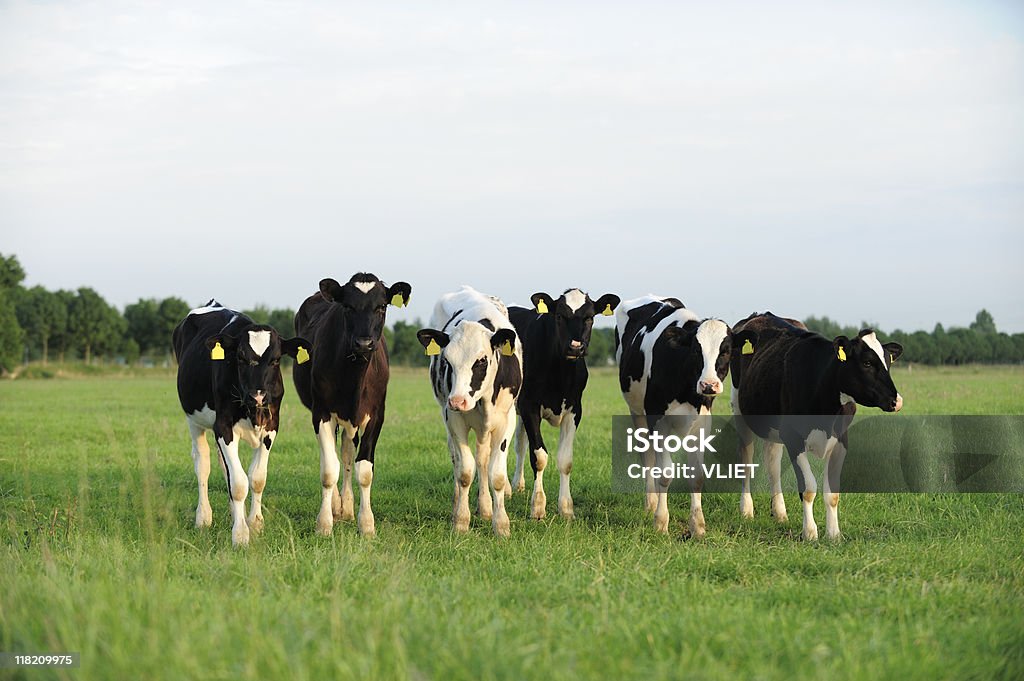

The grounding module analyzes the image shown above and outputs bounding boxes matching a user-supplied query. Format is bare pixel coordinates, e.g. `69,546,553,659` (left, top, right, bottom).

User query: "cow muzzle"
351,337,375,358
448,395,472,412
566,340,586,360
891,394,903,412
698,378,723,395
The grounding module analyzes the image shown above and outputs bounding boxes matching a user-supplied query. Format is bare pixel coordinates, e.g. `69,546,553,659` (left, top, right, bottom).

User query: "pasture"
1,365,1023,680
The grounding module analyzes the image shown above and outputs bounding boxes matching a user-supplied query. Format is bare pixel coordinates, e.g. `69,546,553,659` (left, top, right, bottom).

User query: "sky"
2,0,1022,334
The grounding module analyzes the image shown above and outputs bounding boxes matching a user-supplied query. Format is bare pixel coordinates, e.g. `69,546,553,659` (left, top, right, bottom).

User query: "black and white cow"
292,273,412,537
172,300,309,546
730,312,903,541
507,288,620,519
417,286,523,537
615,295,750,537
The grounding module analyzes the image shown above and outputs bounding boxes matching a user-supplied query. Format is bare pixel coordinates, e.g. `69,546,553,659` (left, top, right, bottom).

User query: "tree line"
1,253,1021,374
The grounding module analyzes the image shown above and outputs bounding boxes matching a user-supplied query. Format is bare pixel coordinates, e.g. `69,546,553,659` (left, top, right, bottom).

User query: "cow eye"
862,360,872,368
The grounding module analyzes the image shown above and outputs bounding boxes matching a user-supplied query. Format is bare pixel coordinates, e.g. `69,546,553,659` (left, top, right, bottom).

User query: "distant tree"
0,253,26,373
68,287,124,364
243,305,296,339
124,298,162,356
50,289,76,363
157,297,190,358
14,285,67,365
587,327,616,366
969,309,997,335
389,319,428,367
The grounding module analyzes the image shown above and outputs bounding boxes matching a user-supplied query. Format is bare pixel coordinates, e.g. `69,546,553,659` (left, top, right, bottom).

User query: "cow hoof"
644,494,658,514
503,484,512,500
826,529,842,541
558,498,574,520
530,489,546,519
316,512,334,537
358,512,375,537
773,511,789,524
247,513,264,534
339,507,355,522
654,513,669,533
689,518,706,539
493,513,511,538
195,507,213,529
232,525,250,547
513,477,525,494
803,524,819,542
740,498,754,519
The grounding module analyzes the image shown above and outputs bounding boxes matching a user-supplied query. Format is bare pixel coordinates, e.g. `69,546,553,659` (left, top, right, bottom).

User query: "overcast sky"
2,1,1022,333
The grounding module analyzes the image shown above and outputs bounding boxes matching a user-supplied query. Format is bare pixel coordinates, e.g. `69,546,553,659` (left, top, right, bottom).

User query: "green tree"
0,253,26,373
124,298,162,356
68,287,123,364
243,306,296,339
14,285,67,365
50,289,76,363
969,309,997,335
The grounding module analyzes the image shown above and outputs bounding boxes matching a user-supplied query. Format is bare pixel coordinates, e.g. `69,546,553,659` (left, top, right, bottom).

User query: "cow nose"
449,395,470,412
354,337,374,352
893,394,903,412
253,390,265,407
570,340,583,349
699,379,721,395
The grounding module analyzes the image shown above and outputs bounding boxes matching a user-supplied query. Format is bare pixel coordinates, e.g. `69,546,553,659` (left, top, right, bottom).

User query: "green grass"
1,365,1023,680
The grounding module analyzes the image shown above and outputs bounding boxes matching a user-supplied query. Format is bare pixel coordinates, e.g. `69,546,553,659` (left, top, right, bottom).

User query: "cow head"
319,273,412,360
662,319,756,397
531,289,620,361
417,322,517,412
206,326,310,416
833,329,904,412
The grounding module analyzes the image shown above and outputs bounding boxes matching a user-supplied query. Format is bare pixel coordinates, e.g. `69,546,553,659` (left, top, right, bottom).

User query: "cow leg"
652,443,672,533
188,421,213,528
788,444,818,541
511,412,528,495
354,416,384,538
522,409,548,520
488,422,511,538
823,438,847,540
246,430,275,533
688,444,707,539
338,429,356,521
632,413,658,514
216,433,250,547
476,430,493,520
315,417,340,536
765,442,788,522
735,415,755,519
449,421,475,533
556,409,578,519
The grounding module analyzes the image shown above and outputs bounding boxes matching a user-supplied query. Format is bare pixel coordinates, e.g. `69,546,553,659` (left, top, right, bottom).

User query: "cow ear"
593,294,620,317
734,329,758,355
281,336,312,364
662,326,691,349
205,334,236,360
490,328,517,356
833,335,850,362
883,342,904,364
319,278,344,302
530,292,554,314
416,329,450,356
387,281,412,308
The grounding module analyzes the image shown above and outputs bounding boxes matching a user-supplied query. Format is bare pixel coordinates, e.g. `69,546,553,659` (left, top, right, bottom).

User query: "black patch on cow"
469,357,488,396
263,436,273,450
500,439,507,452
478,318,495,331
492,353,522,403
442,309,463,332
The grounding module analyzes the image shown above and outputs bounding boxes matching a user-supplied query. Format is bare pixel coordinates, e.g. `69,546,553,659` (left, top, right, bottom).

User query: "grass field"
1,365,1023,680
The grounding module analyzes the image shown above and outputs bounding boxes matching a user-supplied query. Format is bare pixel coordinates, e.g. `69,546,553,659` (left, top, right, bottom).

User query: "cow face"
662,319,753,397
319,274,412,360
833,330,904,412
206,326,311,415
532,289,620,361
417,323,517,412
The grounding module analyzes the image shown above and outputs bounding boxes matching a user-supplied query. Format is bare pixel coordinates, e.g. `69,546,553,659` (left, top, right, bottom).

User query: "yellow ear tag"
536,299,548,314
602,304,614,316
837,347,847,362
296,346,310,365
210,342,225,361
425,339,441,356
501,340,514,357
391,293,405,307
741,339,754,355
889,353,894,364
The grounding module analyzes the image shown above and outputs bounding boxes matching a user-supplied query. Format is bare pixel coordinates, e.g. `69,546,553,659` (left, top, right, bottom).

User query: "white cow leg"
529,447,548,520
653,448,673,533
246,430,275,533
737,430,755,519
316,419,340,536
794,451,818,541
642,448,658,514
766,442,788,523
688,447,706,539
339,432,355,521
189,422,213,528
451,428,475,533
824,441,846,540
489,424,511,537
355,459,375,537
217,435,250,547
476,431,493,520
556,412,577,519
510,415,527,496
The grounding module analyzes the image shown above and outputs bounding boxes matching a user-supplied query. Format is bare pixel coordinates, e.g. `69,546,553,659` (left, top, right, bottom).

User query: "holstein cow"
730,312,903,541
615,295,751,537
417,286,523,537
507,288,620,520
173,300,309,547
292,273,412,537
